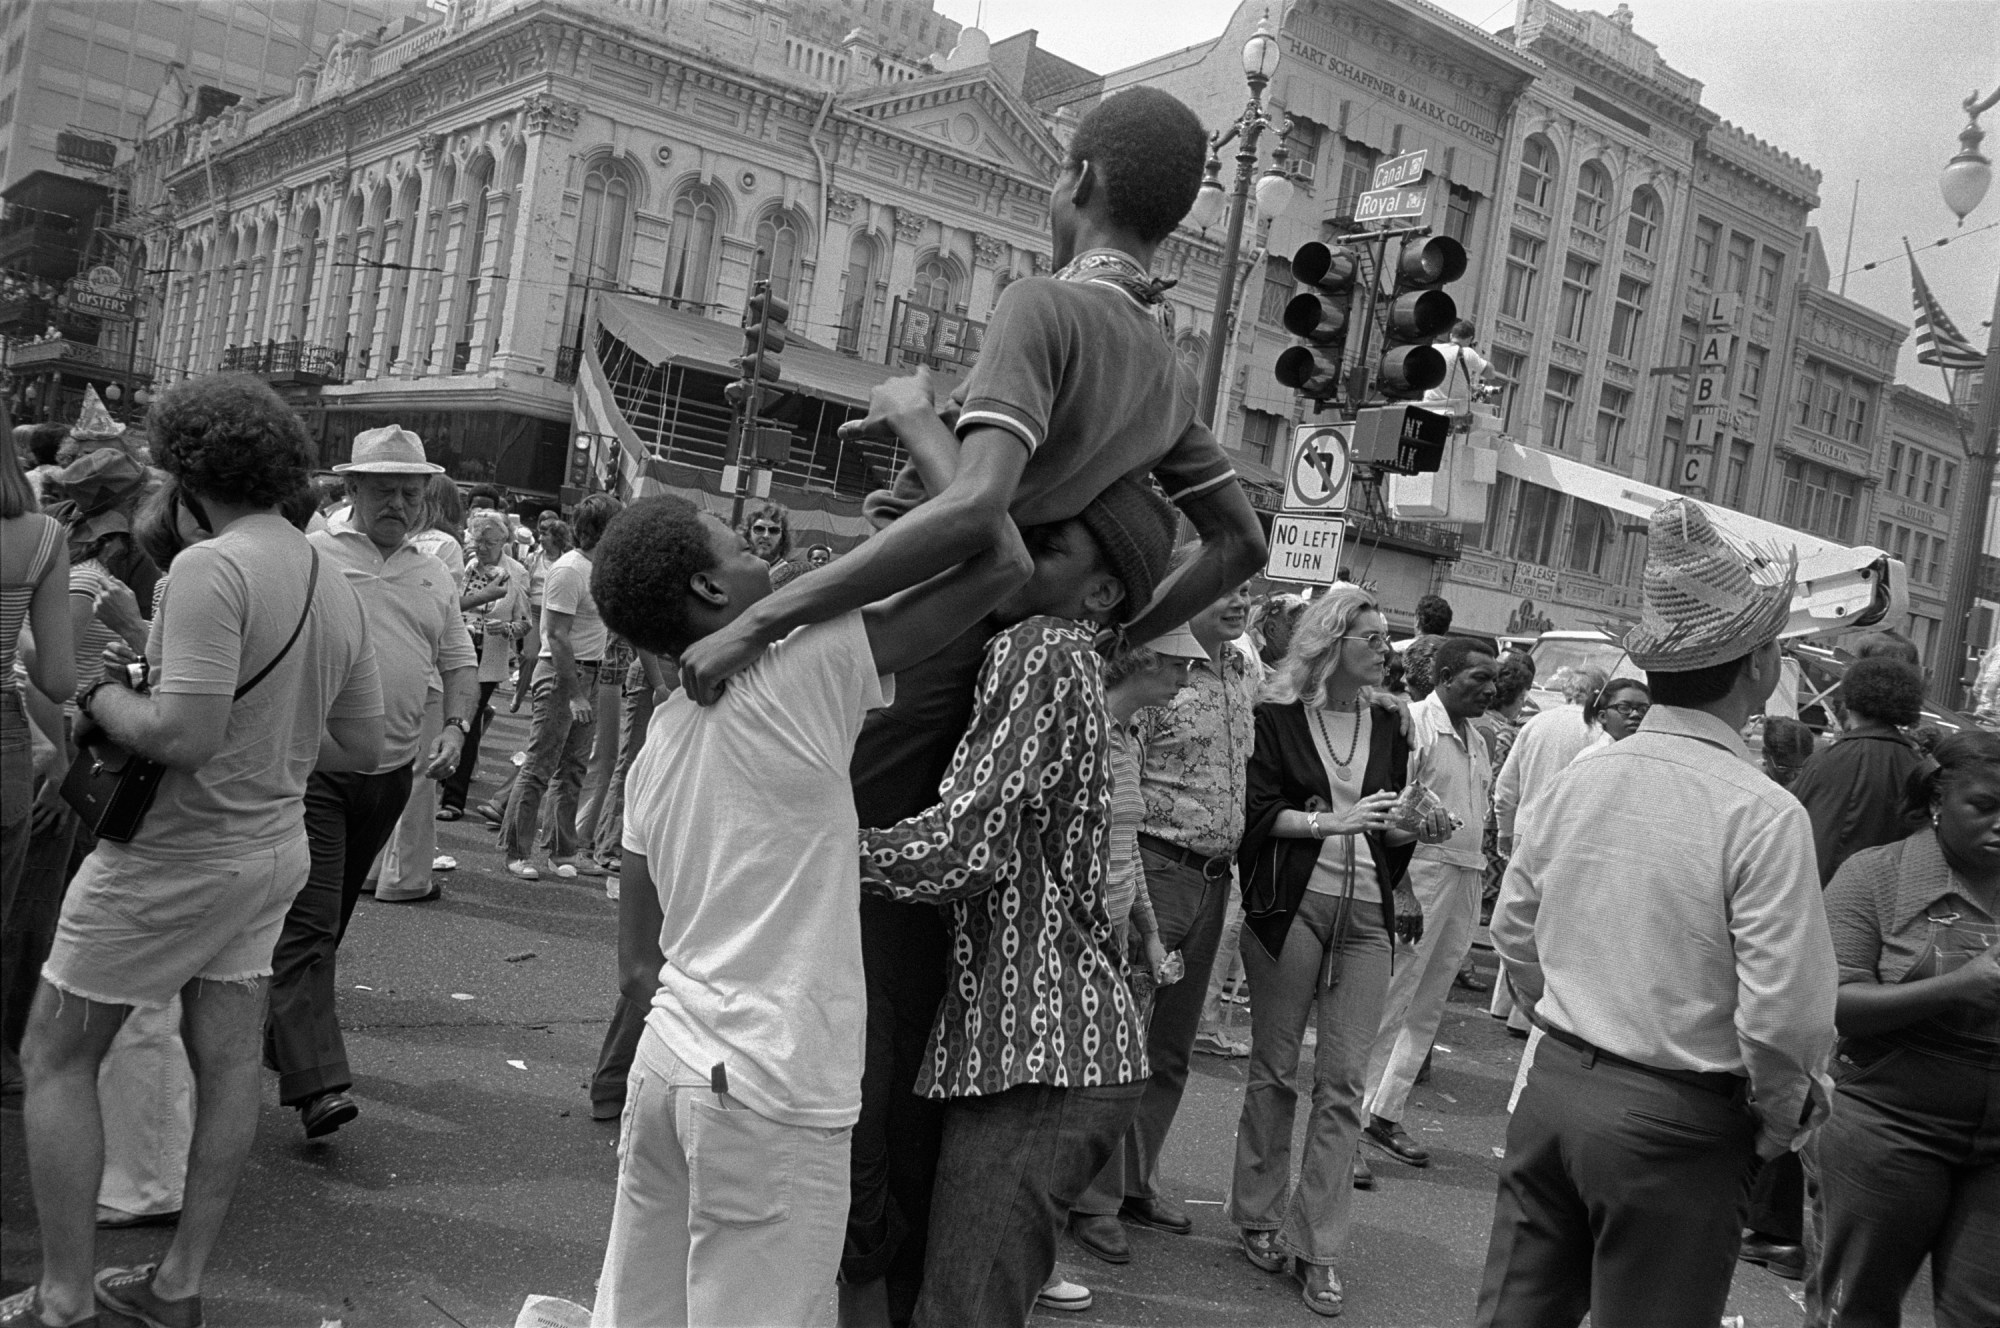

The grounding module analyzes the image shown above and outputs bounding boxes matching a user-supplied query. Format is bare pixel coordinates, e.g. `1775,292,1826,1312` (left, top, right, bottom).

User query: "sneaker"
95,1264,202,1328
1035,1277,1092,1313
1193,1030,1250,1058
560,857,607,877
506,859,541,880
550,861,578,880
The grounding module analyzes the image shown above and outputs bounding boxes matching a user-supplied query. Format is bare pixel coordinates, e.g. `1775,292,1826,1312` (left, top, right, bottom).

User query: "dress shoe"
1738,1235,1805,1281
1120,1194,1192,1235
1350,1151,1374,1189
1453,967,1491,993
1364,1117,1432,1167
1067,1213,1130,1265
300,1091,358,1139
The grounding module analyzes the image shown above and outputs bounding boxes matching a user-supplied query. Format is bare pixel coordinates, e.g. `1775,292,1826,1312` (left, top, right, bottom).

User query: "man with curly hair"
585,487,1023,1328
676,85,1266,705
8,374,383,1328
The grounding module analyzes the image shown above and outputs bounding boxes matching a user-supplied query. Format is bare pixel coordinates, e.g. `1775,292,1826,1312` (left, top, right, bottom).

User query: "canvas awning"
594,294,953,410
1493,440,1907,637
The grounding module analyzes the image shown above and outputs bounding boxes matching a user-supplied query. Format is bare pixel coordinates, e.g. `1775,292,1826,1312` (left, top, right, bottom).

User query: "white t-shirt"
538,548,607,663
1422,343,1489,409
622,612,892,1127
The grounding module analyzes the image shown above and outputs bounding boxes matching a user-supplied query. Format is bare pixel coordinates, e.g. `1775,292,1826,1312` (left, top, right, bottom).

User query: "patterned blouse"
1133,640,1258,858
860,617,1150,1099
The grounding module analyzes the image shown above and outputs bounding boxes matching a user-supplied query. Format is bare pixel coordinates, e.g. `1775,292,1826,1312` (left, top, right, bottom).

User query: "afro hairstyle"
1064,87,1207,245
149,373,313,508
589,495,720,658
1840,656,1925,728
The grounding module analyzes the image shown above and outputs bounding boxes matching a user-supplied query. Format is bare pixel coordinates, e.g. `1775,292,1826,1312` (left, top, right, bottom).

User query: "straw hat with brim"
1624,498,1795,673
334,425,442,475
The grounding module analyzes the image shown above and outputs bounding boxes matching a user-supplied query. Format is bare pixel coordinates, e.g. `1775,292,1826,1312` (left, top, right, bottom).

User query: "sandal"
1294,1261,1343,1318
435,807,462,822
0,1288,96,1328
1239,1228,1286,1273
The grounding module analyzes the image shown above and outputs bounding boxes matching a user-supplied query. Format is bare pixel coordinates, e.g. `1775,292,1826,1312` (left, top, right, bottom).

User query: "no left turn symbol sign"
1284,425,1352,514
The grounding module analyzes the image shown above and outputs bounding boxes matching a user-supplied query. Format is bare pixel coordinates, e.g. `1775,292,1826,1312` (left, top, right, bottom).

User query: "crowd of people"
0,82,1994,1328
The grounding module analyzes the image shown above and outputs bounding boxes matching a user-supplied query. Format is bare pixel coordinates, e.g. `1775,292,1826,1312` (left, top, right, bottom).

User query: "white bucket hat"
1144,626,1208,661
334,424,442,475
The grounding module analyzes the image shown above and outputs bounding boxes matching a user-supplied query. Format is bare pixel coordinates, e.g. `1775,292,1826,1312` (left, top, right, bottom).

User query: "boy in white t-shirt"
585,494,1024,1328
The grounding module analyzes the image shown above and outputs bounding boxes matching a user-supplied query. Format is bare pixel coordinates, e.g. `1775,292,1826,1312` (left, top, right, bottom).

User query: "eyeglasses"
1605,701,1651,718
1339,632,1392,650
750,523,783,535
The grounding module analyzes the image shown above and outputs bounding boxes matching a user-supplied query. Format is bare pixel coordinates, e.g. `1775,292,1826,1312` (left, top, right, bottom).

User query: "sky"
937,0,1999,393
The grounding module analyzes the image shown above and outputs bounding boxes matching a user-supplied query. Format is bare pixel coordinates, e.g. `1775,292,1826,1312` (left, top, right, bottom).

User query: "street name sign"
1284,425,1353,513
1354,184,1429,224
1371,150,1428,191
1266,515,1348,586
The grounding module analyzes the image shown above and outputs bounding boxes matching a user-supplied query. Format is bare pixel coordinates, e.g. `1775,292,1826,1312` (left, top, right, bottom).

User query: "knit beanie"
1079,475,1178,624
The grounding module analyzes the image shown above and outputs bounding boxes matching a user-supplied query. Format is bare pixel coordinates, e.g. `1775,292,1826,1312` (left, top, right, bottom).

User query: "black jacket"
1238,701,1414,960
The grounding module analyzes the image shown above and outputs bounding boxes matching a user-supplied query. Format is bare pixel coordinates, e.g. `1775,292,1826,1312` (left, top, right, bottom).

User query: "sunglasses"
750,523,783,535
1339,632,1392,650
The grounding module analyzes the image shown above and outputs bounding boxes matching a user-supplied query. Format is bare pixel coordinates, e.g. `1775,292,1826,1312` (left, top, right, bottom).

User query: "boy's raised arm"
862,516,1028,678
676,421,1029,704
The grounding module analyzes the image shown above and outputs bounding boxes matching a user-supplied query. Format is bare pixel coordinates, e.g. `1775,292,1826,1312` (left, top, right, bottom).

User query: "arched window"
1573,162,1611,232
453,156,496,371
1175,332,1207,383
753,209,804,303
1626,186,1662,255
664,185,723,311
576,157,632,288
914,253,959,310
838,232,879,354
1516,134,1557,210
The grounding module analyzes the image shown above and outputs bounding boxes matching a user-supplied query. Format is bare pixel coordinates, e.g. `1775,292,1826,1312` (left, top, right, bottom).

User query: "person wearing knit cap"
855,475,1176,1328
1478,498,1837,1327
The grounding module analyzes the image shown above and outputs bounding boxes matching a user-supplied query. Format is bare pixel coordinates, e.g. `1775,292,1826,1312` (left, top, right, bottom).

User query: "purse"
62,551,320,843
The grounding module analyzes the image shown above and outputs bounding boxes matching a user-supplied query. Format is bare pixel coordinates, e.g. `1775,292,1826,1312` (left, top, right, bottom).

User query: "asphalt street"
1,707,1934,1328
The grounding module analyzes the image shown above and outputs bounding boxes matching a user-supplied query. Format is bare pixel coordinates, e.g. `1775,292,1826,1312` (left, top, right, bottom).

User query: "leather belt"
1540,1022,1746,1099
1137,833,1233,881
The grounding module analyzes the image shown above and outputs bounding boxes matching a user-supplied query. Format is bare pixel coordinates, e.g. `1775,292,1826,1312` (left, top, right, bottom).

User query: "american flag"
1905,240,1984,371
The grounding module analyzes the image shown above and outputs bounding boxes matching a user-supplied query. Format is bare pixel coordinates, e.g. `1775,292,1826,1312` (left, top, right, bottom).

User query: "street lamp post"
1934,86,2000,710
1192,13,1297,429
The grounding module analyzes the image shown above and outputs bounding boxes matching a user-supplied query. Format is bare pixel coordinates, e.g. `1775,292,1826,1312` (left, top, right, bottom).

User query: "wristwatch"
77,678,121,720
443,715,470,734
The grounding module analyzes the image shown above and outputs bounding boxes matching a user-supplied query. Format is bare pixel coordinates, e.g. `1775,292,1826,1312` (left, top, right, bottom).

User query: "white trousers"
1360,860,1481,1124
98,999,193,1217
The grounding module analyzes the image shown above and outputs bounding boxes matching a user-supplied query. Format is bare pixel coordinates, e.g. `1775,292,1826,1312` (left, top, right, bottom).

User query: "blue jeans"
503,661,598,863
916,1080,1144,1328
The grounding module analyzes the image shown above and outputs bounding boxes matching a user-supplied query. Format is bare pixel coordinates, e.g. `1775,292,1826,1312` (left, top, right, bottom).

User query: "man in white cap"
1476,499,1837,1326
264,425,477,1140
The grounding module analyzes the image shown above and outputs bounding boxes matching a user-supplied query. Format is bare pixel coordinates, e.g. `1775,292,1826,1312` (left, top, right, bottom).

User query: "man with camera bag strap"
6,375,383,1328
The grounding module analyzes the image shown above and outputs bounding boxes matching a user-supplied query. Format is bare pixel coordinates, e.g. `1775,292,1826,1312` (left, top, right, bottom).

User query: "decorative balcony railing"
217,340,346,383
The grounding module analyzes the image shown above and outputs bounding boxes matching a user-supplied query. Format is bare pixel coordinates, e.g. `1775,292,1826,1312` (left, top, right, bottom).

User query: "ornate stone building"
138,0,1155,528
1440,0,1719,636
1878,383,1970,674
1651,121,1819,518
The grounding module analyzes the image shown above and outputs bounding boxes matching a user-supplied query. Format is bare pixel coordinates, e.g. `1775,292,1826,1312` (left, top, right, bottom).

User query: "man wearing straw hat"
264,425,477,1140
1477,499,1838,1327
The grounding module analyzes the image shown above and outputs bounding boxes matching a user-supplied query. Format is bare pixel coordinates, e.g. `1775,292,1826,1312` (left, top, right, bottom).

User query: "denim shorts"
42,833,312,1009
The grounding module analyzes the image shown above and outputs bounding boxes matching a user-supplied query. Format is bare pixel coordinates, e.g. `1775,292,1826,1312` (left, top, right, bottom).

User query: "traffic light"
566,432,593,490
1274,241,1357,403
724,283,789,417
1375,236,1466,399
